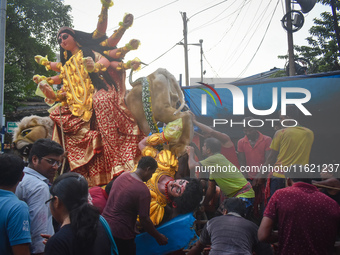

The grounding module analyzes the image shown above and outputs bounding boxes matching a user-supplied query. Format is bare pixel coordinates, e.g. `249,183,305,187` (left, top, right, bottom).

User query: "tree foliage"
279,0,340,74
5,0,72,113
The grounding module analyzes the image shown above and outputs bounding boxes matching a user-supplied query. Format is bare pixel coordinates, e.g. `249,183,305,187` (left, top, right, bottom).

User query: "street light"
178,39,204,83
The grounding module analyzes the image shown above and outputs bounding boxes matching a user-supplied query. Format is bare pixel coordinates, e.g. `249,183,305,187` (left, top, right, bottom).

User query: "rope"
59,106,67,175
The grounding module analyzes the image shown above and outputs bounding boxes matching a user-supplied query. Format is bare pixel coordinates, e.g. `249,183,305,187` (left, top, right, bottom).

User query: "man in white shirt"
16,138,64,255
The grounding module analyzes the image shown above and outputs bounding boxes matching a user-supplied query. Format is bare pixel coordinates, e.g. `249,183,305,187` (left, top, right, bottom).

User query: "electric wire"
110,0,281,80
188,0,228,20
217,0,255,73
203,52,220,78
189,0,250,35
107,0,179,32
68,0,304,81
206,0,249,53
237,0,281,77
220,0,273,73
141,0,247,79
189,0,239,33
125,0,232,78
116,0,244,79
107,0,228,79
129,38,184,75
135,0,179,20
143,43,178,67
222,0,264,61
281,0,285,15
222,0,277,73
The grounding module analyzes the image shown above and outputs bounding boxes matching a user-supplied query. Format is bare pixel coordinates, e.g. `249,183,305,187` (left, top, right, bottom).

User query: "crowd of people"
185,106,340,255
2,103,340,255
2,0,339,254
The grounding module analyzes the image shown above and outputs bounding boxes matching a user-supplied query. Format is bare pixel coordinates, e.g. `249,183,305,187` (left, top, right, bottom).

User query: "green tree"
5,0,72,114
279,0,340,74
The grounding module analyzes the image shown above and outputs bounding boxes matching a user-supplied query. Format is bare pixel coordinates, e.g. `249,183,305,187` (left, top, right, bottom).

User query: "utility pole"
180,13,204,84
286,0,296,76
178,40,204,83
0,0,7,153
199,39,203,82
181,12,189,86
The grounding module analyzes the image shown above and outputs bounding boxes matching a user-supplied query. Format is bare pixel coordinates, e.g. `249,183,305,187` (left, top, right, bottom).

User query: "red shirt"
220,144,240,169
264,182,340,255
237,132,272,178
89,186,108,214
102,172,151,240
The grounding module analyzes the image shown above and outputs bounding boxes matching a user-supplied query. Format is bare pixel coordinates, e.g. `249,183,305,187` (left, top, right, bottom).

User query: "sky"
62,0,330,85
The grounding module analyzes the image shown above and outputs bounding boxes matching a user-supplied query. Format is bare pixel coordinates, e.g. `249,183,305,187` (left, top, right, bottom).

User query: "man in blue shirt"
16,139,64,255
0,153,31,255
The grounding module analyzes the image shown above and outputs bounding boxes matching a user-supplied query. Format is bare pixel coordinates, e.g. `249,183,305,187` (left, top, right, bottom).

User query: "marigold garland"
164,179,174,203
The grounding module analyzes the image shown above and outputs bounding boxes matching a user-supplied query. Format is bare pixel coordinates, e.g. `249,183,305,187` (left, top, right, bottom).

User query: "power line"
131,1,232,78
237,0,280,77
188,0,228,20
125,0,247,79
281,0,285,15
189,0,239,34
125,0,277,80
203,52,220,78
207,0,249,53
217,0,256,72
135,0,179,20
220,0,272,72
131,39,183,75
107,0,179,32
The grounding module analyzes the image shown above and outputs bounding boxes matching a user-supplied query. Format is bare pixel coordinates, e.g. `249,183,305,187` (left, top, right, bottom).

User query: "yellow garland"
141,146,158,158
46,77,54,85
137,146,179,225
33,74,46,84
59,50,95,122
93,29,106,38
147,133,166,146
131,57,142,71
125,42,136,51
89,62,107,73
44,62,52,71
56,90,66,101
34,55,51,71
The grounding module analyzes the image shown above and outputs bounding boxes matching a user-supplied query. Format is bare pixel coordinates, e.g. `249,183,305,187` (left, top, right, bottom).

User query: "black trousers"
113,236,136,255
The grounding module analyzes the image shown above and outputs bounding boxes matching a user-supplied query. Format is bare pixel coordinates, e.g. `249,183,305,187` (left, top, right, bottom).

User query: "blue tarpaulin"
182,71,340,168
135,213,198,255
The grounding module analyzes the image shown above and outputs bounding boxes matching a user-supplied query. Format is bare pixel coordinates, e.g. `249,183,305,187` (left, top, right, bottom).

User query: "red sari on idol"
50,52,143,187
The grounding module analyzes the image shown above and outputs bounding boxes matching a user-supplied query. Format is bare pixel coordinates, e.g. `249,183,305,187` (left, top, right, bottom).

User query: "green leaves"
5,0,72,115
294,1,340,73
278,0,340,75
